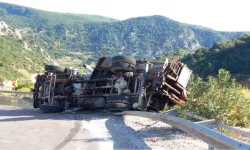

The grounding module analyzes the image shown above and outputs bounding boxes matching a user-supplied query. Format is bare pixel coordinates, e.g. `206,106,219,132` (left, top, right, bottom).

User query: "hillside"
0,2,117,29
0,2,246,62
82,16,243,57
0,36,53,81
181,34,250,77
33,15,244,61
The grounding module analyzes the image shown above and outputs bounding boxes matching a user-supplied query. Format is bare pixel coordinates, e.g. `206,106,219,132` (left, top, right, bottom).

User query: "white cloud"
0,0,249,31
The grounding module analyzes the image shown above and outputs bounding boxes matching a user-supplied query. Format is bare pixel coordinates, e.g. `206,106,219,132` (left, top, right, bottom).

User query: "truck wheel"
33,75,44,108
111,62,135,73
112,56,136,66
45,65,66,73
105,103,131,112
40,104,64,113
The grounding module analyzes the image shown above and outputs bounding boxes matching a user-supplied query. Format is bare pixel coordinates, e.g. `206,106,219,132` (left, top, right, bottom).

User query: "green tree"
182,69,250,127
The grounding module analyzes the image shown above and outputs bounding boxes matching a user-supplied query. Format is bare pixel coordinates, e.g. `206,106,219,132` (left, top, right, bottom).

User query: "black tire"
105,103,131,111
40,104,64,113
112,56,136,66
33,75,44,108
111,62,135,73
45,65,65,73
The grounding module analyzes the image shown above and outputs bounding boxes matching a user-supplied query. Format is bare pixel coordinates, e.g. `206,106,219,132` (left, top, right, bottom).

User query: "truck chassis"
32,56,192,113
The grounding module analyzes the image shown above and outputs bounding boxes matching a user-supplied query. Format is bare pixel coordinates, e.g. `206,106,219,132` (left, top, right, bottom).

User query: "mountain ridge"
0,2,247,63
0,2,117,29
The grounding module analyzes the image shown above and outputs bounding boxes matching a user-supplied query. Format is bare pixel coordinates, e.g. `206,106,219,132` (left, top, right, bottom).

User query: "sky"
0,0,249,31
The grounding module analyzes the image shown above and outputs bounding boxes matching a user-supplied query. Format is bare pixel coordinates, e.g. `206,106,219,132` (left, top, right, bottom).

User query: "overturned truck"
33,56,192,113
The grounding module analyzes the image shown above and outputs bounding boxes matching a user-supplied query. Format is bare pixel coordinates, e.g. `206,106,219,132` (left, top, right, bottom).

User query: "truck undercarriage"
32,56,192,113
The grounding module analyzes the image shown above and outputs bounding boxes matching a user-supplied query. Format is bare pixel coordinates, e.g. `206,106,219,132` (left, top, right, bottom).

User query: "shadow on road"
0,107,72,122
0,104,179,150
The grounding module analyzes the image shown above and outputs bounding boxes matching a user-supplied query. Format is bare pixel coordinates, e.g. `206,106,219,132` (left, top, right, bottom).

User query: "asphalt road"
0,97,207,150
0,105,115,150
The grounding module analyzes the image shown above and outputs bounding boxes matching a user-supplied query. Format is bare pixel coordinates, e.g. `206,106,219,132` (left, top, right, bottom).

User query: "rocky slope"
0,20,56,81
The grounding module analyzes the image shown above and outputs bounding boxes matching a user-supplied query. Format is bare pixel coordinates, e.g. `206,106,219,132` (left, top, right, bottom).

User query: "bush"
16,81,33,91
182,69,250,127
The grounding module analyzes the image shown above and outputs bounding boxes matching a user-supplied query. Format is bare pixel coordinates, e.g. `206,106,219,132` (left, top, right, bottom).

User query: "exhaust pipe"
83,64,94,73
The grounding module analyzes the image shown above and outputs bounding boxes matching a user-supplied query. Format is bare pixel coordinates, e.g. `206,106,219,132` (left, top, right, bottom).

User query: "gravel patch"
123,116,208,150
69,111,209,149
234,127,250,144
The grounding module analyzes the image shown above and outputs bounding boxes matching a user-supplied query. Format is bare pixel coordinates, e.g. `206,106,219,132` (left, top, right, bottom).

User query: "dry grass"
219,127,250,144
